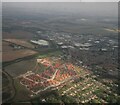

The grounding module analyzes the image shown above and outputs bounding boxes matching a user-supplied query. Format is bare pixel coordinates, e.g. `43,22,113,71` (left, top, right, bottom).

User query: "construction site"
17,57,77,96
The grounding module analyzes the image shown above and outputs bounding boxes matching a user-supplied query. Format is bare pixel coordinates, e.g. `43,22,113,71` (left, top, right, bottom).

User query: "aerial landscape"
2,2,120,104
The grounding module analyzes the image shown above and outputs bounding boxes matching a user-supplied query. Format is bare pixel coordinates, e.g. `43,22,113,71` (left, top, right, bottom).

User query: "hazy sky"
2,0,120,2
3,2,118,18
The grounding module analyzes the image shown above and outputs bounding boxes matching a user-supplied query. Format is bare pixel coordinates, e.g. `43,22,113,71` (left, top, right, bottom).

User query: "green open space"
37,50,63,58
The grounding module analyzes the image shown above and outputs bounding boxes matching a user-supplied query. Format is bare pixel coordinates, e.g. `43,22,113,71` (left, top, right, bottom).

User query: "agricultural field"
3,39,35,49
3,30,35,39
4,58,37,77
2,71,15,103
3,41,38,62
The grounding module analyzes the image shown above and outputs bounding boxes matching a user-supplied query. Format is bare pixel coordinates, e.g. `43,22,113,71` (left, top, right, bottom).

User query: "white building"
30,40,49,46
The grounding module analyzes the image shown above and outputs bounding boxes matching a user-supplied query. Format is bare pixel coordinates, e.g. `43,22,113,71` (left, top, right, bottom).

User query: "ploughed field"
3,39,35,49
3,41,38,62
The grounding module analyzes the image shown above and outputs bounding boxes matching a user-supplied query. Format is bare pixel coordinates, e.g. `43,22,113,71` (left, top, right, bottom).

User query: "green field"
37,50,63,58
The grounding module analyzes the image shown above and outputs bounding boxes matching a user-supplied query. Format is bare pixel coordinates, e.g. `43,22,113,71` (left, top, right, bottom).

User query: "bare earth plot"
3,49,37,62
3,39,35,49
3,41,38,62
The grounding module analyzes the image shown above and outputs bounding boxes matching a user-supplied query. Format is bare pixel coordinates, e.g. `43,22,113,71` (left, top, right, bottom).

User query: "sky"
3,2,118,18
1,0,120,2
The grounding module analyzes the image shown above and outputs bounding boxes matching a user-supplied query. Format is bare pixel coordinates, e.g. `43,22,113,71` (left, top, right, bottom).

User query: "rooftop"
30,40,49,46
